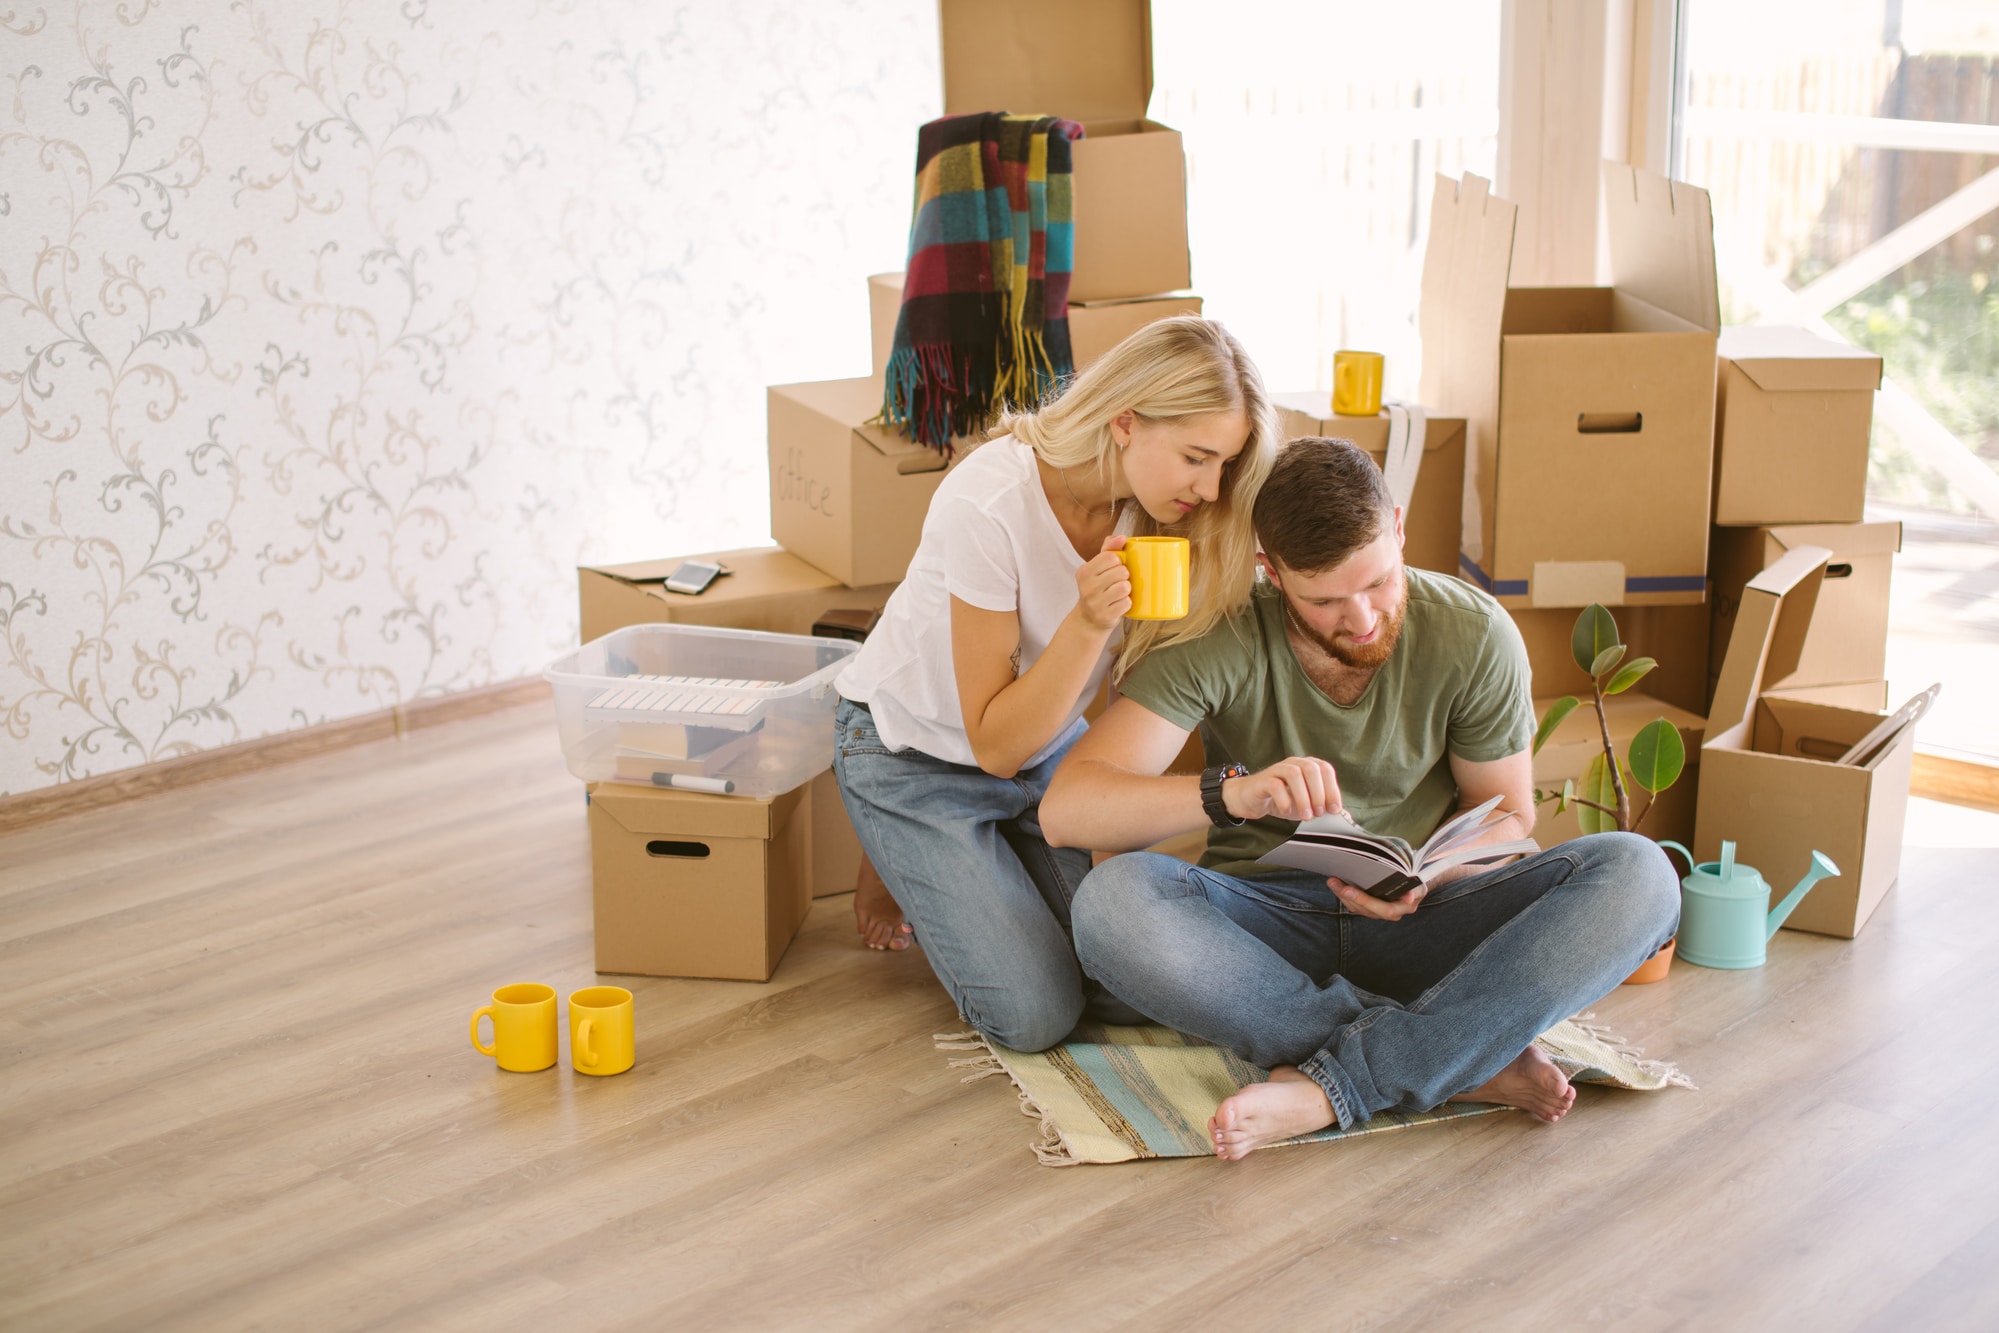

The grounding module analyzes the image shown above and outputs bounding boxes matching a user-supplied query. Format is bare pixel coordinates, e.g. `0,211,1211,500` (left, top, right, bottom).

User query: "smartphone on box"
662,561,725,596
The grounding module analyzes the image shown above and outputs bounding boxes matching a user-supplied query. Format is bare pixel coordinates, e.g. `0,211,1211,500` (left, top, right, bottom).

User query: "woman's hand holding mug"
1075,535,1134,632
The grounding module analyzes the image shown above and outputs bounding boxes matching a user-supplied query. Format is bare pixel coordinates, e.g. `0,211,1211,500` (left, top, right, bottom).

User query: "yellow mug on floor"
1332,349,1385,417
470,983,558,1073
1118,536,1190,621
569,985,635,1076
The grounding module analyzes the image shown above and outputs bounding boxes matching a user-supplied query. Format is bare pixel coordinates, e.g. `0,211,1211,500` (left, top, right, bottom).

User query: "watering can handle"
1720,841,1736,880
1655,840,1695,874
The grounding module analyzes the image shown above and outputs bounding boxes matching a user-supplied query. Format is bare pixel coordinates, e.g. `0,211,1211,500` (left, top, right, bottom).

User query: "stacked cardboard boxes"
1696,327,1909,938
1416,164,1724,849
1412,167,1908,911
773,0,1196,594
586,1,1197,980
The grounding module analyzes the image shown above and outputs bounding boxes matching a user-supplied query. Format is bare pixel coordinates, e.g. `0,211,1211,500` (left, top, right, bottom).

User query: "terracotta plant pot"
1622,937,1676,985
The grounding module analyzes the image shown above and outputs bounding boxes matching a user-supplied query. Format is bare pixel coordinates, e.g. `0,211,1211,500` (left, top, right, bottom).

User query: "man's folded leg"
1070,833,1679,1129
1306,831,1678,1121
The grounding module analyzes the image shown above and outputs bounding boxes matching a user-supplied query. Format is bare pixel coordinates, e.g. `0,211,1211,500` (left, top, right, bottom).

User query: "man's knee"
978,990,1084,1053
1070,852,1186,964
1575,831,1681,937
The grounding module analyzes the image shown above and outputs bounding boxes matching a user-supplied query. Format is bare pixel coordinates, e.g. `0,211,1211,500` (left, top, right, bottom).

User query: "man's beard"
1283,569,1408,669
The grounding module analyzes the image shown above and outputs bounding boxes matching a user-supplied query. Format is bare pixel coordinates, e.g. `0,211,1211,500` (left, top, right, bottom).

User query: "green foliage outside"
1828,258,1999,516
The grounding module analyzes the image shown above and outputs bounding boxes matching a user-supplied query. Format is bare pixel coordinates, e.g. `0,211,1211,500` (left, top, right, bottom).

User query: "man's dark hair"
1253,437,1395,573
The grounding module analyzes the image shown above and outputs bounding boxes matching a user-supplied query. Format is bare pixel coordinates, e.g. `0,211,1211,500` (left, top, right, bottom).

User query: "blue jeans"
832,698,1137,1051
1070,832,1680,1128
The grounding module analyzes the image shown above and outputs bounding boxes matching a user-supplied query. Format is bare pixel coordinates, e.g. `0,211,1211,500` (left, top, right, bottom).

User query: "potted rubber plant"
1530,604,1687,984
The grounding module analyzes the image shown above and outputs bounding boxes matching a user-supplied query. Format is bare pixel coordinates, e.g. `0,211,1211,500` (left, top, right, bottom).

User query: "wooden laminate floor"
4,703,1998,1331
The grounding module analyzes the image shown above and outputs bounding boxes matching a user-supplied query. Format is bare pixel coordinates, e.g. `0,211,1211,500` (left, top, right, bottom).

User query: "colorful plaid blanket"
878,112,1085,451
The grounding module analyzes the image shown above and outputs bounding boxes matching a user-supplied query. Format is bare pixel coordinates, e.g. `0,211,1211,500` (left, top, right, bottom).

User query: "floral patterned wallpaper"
0,0,938,795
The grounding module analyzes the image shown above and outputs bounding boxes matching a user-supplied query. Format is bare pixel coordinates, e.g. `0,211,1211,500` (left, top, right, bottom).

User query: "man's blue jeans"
832,697,1137,1052
1070,834,1680,1128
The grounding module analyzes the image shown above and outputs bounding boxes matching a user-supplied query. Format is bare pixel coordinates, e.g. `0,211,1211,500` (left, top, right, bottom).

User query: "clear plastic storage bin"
545,624,859,798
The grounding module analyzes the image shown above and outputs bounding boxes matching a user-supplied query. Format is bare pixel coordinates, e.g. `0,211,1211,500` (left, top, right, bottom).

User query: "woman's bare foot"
853,855,913,952
1208,1066,1335,1161
1449,1045,1576,1123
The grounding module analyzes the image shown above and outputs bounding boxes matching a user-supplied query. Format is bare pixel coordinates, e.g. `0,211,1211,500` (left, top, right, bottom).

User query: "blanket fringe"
1564,1011,1698,1091
935,1030,1081,1167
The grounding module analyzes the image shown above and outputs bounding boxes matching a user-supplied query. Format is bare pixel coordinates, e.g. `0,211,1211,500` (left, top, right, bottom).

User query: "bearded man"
1041,436,1678,1159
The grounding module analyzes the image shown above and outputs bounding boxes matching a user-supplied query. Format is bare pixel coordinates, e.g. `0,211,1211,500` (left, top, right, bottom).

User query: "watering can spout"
1765,851,1840,940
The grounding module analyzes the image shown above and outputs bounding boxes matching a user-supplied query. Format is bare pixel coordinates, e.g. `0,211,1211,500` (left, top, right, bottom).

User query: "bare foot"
1208,1066,1335,1161
853,855,913,952
1450,1046,1576,1124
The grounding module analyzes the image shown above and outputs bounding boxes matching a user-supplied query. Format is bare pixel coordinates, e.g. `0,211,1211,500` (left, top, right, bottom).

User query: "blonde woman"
833,316,1279,1052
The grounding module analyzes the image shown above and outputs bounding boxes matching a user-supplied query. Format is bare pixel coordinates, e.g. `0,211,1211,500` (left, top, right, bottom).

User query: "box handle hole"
1577,412,1643,434
1795,737,1847,761
1825,562,1853,578
646,840,712,859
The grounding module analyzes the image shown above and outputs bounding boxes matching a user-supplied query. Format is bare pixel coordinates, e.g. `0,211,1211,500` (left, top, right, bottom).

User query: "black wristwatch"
1200,763,1249,827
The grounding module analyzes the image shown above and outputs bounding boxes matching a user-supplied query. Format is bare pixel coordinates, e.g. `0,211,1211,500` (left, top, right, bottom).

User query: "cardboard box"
1530,691,1706,849
868,272,903,383
1419,167,1720,610
939,0,1190,302
1695,544,1915,939
586,781,812,981
1713,326,1882,526
1507,603,1711,718
1708,521,1900,694
1766,680,1889,711
869,272,1202,379
809,770,863,899
1271,394,1469,578
579,546,896,645
768,377,981,588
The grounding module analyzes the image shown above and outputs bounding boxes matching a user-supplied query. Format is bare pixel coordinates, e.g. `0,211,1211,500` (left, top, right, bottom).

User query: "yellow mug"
1332,349,1385,417
470,983,558,1073
568,985,635,1077
1117,536,1190,621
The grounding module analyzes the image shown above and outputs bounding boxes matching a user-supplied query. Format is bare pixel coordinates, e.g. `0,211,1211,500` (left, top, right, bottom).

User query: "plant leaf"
1628,718,1686,794
1604,656,1658,696
1590,643,1627,678
1558,777,1575,814
1532,695,1582,755
1570,603,1620,673
1576,752,1621,835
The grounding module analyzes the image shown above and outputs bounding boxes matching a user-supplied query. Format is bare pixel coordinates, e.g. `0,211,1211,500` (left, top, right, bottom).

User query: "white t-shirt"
837,435,1132,769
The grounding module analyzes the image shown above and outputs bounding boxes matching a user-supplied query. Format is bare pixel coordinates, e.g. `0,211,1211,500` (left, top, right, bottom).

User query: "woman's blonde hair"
999,315,1279,679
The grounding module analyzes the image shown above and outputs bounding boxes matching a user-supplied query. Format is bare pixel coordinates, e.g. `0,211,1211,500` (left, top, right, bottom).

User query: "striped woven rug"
940,1016,1691,1166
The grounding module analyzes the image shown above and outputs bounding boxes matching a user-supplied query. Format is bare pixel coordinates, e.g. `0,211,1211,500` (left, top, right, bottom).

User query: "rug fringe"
1565,1011,1699,1091
935,1030,1082,1167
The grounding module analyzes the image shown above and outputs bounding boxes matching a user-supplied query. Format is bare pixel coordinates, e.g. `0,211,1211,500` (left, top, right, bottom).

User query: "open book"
1256,795,1539,900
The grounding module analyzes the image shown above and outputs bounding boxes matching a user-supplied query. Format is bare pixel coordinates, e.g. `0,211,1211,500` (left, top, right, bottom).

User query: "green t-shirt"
1118,568,1534,879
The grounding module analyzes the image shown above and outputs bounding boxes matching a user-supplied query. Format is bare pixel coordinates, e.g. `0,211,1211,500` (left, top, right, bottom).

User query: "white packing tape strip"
1380,400,1427,513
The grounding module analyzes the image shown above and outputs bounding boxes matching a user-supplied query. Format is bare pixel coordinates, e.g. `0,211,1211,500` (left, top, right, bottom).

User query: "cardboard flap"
1602,162,1719,334
1417,174,1518,416
588,783,785,840
851,423,952,473
940,0,1152,123
1719,325,1882,392
1768,520,1903,559
1707,543,1833,740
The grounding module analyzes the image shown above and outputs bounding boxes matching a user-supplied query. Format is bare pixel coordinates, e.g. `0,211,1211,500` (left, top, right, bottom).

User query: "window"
1680,0,1999,762
1151,1,1501,401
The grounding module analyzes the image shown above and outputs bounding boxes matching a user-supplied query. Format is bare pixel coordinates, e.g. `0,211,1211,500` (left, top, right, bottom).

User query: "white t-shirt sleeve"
943,495,1020,613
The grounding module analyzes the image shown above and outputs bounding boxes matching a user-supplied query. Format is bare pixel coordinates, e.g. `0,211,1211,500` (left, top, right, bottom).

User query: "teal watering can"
1656,841,1840,970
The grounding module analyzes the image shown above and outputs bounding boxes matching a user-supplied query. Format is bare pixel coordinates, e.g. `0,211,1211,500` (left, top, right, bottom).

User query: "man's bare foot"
1449,1045,1576,1123
1208,1066,1335,1161
853,856,913,952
